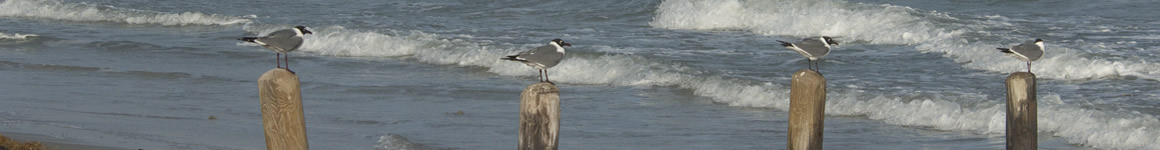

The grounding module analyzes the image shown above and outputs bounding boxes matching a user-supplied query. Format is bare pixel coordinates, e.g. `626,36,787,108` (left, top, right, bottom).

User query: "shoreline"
1,132,124,150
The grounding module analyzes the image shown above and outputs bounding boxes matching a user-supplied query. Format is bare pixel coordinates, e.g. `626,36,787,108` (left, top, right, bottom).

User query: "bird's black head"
1034,39,1043,42
552,39,572,47
823,36,839,45
295,26,313,34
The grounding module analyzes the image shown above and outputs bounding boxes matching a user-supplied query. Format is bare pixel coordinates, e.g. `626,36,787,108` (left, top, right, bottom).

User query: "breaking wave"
0,32,37,40
0,0,251,26
649,0,1160,81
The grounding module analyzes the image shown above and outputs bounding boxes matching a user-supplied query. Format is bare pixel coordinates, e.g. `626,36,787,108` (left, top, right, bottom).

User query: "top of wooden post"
792,69,824,83
524,82,558,94
260,68,298,83
1007,72,1035,81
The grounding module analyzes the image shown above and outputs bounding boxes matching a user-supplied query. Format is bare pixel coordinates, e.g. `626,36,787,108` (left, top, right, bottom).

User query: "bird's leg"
1027,61,1032,73
815,60,822,73
286,53,295,74
806,59,812,71
544,69,552,84
812,60,821,72
809,59,817,72
812,60,821,73
276,53,282,68
537,70,543,82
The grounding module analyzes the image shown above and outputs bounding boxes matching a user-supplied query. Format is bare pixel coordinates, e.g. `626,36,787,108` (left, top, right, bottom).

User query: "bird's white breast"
550,42,566,54
819,37,831,49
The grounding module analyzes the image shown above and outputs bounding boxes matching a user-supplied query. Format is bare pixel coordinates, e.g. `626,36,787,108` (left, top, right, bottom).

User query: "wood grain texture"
788,69,825,150
258,68,308,150
1006,72,1037,150
518,82,559,150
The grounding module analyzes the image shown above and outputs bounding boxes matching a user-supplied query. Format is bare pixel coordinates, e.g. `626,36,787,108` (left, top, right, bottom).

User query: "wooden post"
258,68,308,150
1006,72,1036,150
518,82,560,150
788,69,825,150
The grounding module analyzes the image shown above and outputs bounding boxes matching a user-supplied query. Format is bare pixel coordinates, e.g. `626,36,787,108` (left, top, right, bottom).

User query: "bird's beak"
562,42,572,47
303,30,313,34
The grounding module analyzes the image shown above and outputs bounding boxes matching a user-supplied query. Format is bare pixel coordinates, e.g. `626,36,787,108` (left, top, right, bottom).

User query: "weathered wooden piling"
258,68,308,150
1006,72,1037,150
518,82,560,150
788,69,825,150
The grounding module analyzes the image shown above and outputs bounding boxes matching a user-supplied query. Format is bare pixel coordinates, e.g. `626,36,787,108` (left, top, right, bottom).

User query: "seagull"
777,36,839,72
996,39,1045,73
239,26,312,72
502,39,571,83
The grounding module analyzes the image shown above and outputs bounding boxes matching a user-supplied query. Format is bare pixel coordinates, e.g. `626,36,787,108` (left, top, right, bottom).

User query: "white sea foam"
702,80,1160,149
649,0,1160,81
830,92,1160,149
0,0,251,26
1038,95,1160,149
375,133,425,150
242,24,1159,149
650,0,1160,149
0,32,37,40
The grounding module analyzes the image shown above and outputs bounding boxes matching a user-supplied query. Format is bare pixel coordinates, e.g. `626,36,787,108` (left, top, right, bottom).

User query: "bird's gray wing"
514,45,550,57
1013,43,1043,61
520,45,565,68
795,38,831,57
255,29,305,52
265,29,299,38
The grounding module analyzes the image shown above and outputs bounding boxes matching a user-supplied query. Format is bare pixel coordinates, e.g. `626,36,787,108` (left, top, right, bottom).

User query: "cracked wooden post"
1006,72,1037,150
258,68,308,150
788,69,825,150
518,82,560,150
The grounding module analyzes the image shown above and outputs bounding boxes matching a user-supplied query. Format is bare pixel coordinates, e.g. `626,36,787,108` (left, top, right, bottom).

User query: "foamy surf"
649,0,1160,81
0,32,37,40
829,91,1160,149
0,0,251,26
375,133,429,150
243,24,1160,149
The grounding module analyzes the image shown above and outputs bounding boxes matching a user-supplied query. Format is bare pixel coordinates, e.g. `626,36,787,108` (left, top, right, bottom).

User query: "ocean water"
1,0,1157,149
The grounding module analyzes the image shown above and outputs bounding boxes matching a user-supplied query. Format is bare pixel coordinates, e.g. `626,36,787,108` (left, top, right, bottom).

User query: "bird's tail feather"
996,48,1013,53
777,40,793,47
501,55,527,62
239,37,259,42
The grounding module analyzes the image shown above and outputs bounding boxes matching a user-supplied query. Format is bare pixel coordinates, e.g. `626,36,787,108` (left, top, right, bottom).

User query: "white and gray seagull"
996,38,1045,73
502,39,571,83
239,26,312,73
777,36,839,72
